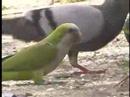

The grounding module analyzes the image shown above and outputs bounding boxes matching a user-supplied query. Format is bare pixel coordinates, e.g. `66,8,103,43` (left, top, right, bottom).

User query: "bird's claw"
72,69,107,75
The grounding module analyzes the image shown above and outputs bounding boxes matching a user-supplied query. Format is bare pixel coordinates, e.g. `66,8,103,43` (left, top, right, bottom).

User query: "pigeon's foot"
72,64,107,75
73,69,107,75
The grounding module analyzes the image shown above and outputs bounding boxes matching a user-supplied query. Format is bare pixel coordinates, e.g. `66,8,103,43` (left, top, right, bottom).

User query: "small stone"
80,74,85,77
69,86,74,89
58,86,64,89
46,88,55,91
2,92,14,97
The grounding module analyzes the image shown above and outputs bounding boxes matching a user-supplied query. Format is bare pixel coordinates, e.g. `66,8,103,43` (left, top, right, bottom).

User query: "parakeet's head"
44,23,82,46
57,23,82,42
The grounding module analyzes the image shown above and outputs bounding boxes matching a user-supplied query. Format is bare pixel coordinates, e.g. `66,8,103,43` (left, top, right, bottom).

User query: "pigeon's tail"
2,17,46,42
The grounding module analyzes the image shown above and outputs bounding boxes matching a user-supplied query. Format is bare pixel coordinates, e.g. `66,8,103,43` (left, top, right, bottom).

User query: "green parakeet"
123,15,129,43
2,23,81,84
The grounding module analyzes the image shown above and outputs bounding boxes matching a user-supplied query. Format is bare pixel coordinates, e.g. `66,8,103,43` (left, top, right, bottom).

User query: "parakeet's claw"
34,80,45,85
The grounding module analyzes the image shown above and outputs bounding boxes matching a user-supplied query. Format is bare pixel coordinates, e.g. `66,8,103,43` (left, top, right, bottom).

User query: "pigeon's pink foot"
72,64,107,75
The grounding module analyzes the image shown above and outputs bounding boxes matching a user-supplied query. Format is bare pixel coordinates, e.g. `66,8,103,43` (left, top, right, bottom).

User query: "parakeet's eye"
68,28,78,33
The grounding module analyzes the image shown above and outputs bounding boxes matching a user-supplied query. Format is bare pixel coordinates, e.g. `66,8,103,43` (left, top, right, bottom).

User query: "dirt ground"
2,0,129,97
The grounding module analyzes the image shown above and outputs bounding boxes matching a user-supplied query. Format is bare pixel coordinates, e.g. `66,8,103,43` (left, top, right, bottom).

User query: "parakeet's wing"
2,54,15,62
2,42,58,71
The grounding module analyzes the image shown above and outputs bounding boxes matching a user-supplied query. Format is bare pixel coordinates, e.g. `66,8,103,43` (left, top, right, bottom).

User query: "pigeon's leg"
68,50,106,74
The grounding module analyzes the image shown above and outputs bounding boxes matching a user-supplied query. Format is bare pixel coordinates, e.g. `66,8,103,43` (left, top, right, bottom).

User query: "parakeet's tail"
2,54,15,62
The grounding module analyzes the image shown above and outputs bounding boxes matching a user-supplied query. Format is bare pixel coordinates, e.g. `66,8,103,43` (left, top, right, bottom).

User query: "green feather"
123,15,129,43
2,43,57,71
